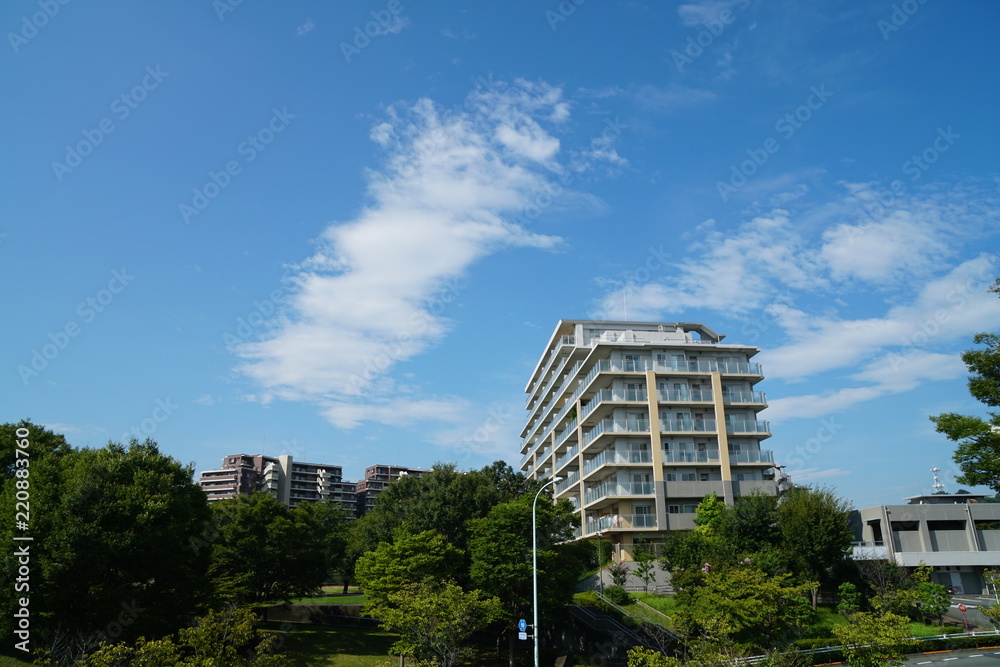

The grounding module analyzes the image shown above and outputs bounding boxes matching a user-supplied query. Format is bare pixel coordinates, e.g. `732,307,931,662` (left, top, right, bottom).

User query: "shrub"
604,585,631,606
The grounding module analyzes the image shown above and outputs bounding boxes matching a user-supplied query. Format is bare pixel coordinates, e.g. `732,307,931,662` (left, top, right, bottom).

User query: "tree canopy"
0,428,213,658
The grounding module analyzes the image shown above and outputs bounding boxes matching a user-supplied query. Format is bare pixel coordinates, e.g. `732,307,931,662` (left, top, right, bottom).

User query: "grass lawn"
270,625,400,667
271,625,512,667
0,656,33,667
288,594,366,605
630,592,680,617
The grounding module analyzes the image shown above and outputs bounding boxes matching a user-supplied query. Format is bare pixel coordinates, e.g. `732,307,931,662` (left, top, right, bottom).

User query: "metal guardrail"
733,629,1000,665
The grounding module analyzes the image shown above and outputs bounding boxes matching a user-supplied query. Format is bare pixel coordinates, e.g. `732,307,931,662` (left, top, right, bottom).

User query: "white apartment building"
520,320,784,560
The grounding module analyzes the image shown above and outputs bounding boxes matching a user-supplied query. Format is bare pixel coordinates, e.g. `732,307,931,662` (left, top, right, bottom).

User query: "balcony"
555,470,579,494
581,389,648,421
584,481,655,506
555,418,579,449
583,449,653,476
728,450,775,464
657,389,713,403
555,446,579,472
723,390,767,405
585,513,657,534
660,419,716,433
582,419,650,447
662,449,720,463
725,420,771,435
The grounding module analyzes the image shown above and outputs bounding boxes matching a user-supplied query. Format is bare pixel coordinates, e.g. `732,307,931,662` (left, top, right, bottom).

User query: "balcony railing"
660,419,716,432
555,418,578,449
728,450,774,464
555,470,579,494
581,389,648,421
725,420,771,434
657,389,713,402
723,390,767,404
584,481,655,505
555,446,578,471
582,419,651,446
586,513,657,533
583,449,653,476
662,449,720,463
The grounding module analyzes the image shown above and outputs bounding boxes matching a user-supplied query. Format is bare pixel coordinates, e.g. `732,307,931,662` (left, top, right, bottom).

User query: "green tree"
353,462,520,560
607,561,631,588
930,283,1000,492
79,606,289,666
355,529,463,609
777,486,854,607
674,565,816,650
0,435,212,659
693,492,726,536
837,582,862,618
915,580,950,623
716,492,780,556
467,493,582,667
627,646,682,667
634,543,658,593
207,493,345,604
372,582,502,667
832,611,917,667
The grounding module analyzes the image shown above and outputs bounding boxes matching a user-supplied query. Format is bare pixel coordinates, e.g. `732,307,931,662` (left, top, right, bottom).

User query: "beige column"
646,371,667,532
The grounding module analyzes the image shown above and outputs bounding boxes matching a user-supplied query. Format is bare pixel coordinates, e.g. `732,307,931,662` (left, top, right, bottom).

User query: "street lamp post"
533,476,563,667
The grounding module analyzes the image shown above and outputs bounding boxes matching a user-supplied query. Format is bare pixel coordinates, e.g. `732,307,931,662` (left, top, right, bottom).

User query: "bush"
604,585,631,605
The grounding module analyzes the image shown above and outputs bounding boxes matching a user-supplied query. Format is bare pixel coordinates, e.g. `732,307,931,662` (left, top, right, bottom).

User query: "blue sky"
4,0,999,510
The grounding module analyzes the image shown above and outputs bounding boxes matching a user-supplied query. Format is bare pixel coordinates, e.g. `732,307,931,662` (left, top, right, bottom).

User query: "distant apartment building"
520,320,785,561
853,492,1000,594
355,464,430,517
198,453,357,513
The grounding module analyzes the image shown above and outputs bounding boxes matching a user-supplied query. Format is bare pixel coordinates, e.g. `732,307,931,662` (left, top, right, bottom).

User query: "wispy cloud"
592,180,1000,420
235,81,581,429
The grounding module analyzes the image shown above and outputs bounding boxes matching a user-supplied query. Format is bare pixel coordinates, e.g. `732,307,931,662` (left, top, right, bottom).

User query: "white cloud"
235,81,576,427
762,254,1000,380
321,397,469,429
592,181,1000,422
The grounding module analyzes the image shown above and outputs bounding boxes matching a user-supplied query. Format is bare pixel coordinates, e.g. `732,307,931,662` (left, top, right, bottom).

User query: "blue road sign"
518,619,527,632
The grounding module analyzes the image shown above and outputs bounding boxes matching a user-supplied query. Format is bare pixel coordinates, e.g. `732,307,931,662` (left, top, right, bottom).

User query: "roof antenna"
930,466,945,494
623,287,628,321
